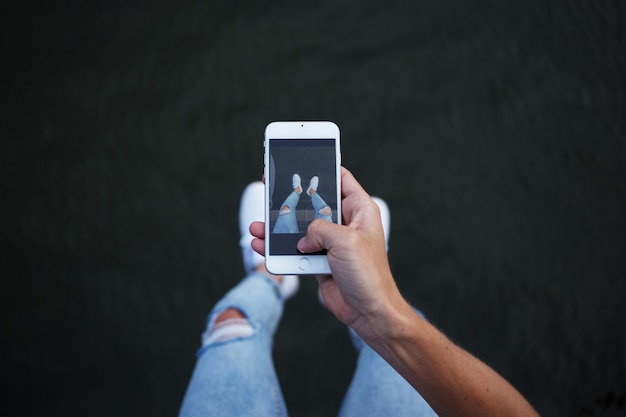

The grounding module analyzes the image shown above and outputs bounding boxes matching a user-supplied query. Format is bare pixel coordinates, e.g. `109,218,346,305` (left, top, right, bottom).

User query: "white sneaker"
307,176,319,196
278,275,299,300
239,181,299,300
292,174,302,195
239,182,265,275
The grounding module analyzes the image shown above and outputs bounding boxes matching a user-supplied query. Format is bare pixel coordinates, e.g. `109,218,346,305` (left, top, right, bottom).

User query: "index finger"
340,166,370,199
340,167,380,227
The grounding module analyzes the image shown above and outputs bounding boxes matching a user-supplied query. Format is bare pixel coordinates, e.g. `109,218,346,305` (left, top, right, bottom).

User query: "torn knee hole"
215,308,246,323
319,206,331,216
202,308,253,347
279,206,291,215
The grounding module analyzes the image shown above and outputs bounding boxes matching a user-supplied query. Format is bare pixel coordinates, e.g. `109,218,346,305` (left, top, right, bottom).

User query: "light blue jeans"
178,273,438,417
273,192,333,234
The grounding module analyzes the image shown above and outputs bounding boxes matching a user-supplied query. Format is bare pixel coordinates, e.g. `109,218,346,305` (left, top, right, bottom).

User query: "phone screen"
268,138,338,255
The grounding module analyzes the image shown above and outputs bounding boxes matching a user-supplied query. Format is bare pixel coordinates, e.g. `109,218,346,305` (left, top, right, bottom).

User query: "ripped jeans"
178,273,438,417
273,191,333,234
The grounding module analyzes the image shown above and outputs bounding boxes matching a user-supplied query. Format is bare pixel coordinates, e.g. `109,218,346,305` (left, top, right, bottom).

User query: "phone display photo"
264,121,341,275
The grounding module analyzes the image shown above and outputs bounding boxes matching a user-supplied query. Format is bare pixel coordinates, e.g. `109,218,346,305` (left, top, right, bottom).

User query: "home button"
298,257,311,271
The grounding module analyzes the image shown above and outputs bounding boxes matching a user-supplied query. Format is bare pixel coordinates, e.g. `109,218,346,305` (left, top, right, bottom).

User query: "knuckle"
308,218,326,233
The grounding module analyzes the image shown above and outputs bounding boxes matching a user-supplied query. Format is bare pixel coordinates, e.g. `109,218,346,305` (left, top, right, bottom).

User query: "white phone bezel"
264,121,341,275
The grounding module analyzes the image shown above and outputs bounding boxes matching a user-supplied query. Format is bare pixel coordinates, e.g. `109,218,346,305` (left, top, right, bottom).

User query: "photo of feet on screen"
268,139,337,255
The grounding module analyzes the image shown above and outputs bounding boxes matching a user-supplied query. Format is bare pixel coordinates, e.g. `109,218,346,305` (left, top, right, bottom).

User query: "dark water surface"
3,1,625,416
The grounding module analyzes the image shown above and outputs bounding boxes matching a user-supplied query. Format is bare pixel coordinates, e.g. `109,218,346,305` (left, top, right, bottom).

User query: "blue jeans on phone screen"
178,273,437,417
273,191,301,234
272,192,333,234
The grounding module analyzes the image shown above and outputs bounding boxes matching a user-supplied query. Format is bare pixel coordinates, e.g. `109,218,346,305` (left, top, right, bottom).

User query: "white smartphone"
264,121,341,275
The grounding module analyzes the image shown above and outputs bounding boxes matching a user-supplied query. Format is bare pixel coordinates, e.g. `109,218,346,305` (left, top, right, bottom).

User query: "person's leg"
306,176,333,222
311,192,332,221
179,271,289,417
336,196,436,416
337,324,438,417
273,190,300,233
273,174,302,234
180,180,300,417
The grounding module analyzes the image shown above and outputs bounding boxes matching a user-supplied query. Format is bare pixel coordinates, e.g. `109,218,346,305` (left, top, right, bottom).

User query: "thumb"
297,218,342,254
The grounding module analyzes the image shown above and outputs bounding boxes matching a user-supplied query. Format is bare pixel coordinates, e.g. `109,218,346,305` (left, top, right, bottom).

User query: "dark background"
3,1,625,416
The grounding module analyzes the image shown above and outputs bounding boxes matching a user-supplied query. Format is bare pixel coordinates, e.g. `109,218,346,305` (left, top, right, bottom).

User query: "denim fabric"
272,191,300,234
179,273,287,417
338,328,438,417
273,190,333,234
179,273,437,417
311,192,332,222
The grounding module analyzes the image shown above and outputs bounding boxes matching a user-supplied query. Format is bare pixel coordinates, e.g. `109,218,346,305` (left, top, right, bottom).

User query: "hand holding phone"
264,121,341,275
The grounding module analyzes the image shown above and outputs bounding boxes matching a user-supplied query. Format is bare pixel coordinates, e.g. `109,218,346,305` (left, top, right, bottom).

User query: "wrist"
354,290,420,349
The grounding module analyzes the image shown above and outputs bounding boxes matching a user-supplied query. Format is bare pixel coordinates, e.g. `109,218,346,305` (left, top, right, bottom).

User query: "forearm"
357,300,539,417
295,167,537,415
